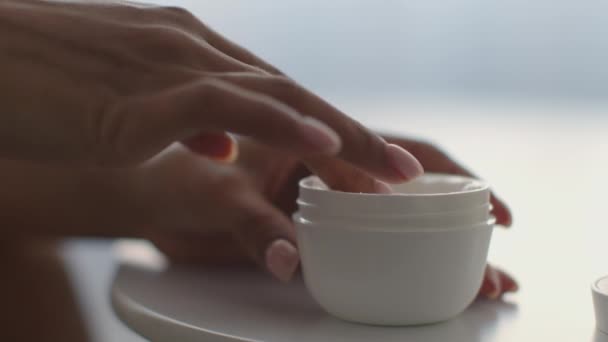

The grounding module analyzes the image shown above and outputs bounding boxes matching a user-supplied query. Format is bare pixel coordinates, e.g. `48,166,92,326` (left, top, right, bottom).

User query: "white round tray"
110,242,517,342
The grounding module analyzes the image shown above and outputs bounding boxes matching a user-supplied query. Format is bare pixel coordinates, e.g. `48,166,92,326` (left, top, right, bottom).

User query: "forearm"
0,1,85,161
0,159,144,237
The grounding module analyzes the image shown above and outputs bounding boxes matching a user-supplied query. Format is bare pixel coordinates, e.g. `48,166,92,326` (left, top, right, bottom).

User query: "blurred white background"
158,0,608,102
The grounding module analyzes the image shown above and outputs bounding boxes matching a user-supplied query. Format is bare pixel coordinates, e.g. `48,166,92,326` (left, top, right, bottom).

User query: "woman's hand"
0,134,516,298
0,0,422,191
0,0,515,299
149,136,518,299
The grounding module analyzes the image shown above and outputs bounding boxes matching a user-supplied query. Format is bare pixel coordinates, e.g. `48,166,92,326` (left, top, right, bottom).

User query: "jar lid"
593,276,608,334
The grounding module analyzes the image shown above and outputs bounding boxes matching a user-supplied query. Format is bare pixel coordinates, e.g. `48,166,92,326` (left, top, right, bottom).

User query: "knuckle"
158,6,197,23
126,25,196,62
270,76,302,101
258,104,301,135
153,6,207,34
182,78,224,122
347,119,379,153
91,97,133,165
197,77,228,93
153,6,212,40
237,208,284,247
206,174,279,228
258,76,303,120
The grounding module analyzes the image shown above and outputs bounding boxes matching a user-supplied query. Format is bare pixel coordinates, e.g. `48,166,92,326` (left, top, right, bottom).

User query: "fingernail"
265,239,300,283
492,199,513,228
486,280,502,300
183,133,238,163
385,144,424,180
374,180,394,194
506,282,519,292
299,117,342,155
487,289,501,300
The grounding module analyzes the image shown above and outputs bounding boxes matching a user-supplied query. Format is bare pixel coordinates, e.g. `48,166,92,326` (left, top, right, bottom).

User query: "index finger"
214,72,424,183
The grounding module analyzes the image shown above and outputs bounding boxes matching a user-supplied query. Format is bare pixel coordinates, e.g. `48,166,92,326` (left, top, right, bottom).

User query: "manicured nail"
299,117,342,155
506,282,519,292
385,144,424,180
183,133,238,163
486,279,502,299
374,180,394,194
487,289,501,300
491,197,513,228
265,239,300,283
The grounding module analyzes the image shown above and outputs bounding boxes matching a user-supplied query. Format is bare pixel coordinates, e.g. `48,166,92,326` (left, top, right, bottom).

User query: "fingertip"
504,212,514,227
486,283,502,300
497,269,519,293
478,278,495,298
265,239,300,283
487,291,501,300
498,208,513,228
506,282,519,293
385,144,424,181
491,196,513,228
482,266,502,300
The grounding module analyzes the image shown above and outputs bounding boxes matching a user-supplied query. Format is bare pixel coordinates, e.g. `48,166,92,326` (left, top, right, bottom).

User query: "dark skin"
0,239,89,342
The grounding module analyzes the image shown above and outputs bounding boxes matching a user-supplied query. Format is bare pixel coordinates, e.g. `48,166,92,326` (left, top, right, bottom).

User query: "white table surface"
59,1,608,341
109,249,520,342
71,101,604,342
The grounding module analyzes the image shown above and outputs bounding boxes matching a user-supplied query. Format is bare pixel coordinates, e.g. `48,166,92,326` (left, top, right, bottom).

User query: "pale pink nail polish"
385,144,424,180
486,280,502,299
265,239,300,283
507,282,519,292
487,289,501,300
